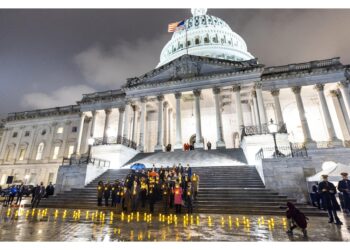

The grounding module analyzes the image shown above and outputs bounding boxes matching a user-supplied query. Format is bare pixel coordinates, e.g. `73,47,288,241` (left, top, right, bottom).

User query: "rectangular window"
68,145,75,158
52,146,60,160
18,149,26,161
72,126,77,133
57,127,63,134
25,131,30,137
12,132,18,138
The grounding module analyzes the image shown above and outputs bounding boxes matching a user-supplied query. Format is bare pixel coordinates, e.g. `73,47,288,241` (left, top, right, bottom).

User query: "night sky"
1,9,350,115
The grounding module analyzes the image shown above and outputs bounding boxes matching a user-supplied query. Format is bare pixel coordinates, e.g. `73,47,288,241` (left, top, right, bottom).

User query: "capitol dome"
157,8,254,67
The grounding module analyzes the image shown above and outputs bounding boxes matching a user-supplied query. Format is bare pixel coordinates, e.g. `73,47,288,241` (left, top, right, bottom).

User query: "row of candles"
4,208,287,229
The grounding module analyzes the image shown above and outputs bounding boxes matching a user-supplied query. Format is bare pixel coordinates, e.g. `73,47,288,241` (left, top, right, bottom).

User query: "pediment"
124,54,262,89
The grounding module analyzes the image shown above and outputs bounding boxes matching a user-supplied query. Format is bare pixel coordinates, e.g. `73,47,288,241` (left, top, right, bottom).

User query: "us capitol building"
0,9,350,191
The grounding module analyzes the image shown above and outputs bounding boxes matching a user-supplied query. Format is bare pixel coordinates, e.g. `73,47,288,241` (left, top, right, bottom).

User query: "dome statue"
157,9,254,67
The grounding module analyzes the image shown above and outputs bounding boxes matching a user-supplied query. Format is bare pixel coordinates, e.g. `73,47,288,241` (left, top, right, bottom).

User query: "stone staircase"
123,148,248,168
40,166,325,216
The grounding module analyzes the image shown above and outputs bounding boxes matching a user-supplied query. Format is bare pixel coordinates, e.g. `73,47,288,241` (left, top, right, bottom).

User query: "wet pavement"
0,205,349,241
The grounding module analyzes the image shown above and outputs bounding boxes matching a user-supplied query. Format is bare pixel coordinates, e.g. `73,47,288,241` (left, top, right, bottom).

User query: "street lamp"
268,119,284,158
87,138,95,163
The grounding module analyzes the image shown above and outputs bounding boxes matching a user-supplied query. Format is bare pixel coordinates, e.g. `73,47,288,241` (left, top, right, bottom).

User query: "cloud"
21,84,95,110
74,34,169,88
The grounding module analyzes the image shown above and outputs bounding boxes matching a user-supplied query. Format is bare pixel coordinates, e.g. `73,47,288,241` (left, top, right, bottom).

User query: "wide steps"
40,165,326,216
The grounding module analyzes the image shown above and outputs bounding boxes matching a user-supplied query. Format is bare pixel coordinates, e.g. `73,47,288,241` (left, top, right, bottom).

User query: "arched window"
204,37,209,43
195,38,200,45
36,142,45,160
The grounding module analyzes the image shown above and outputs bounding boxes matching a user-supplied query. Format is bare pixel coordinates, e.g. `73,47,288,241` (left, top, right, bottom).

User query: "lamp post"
87,138,95,163
268,119,284,158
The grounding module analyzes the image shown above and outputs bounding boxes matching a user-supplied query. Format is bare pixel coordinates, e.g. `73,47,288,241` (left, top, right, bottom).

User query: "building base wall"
0,163,60,186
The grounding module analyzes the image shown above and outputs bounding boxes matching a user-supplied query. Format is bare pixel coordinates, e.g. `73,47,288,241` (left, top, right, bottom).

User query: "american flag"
168,20,185,32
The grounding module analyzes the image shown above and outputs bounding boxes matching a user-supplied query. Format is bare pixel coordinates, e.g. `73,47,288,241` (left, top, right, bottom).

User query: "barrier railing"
62,155,110,168
255,142,308,160
241,123,287,140
93,136,137,150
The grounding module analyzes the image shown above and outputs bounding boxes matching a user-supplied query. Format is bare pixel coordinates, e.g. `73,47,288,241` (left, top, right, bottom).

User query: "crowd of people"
96,164,199,214
1,182,55,208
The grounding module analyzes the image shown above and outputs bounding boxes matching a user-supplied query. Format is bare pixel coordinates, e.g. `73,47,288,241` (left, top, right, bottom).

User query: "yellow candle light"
86,211,89,220
190,215,193,225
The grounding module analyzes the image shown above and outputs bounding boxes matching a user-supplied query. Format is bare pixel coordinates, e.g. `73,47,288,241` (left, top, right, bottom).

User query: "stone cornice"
261,57,343,81
77,89,125,105
7,105,80,122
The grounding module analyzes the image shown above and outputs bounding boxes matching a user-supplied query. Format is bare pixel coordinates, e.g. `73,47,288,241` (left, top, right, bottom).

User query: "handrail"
93,135,137,150
255,142,308,160
241,123,288,140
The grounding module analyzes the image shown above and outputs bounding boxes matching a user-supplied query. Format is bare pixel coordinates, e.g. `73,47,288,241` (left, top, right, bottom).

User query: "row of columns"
75,80,350,153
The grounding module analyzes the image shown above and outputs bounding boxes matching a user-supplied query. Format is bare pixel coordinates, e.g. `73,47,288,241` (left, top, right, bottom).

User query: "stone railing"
93,136,137,150
255,142,308,160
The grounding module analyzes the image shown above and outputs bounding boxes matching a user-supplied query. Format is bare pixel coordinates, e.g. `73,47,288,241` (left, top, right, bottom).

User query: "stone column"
255,82,268,126
137,97,147,152
292,86,316,147
193,89,204,149
249,100,256,126
90,110,97,138
252,90,261,132
155,95,164,151
131,105,137,143
168,108,172,145
271,89,284,125
163,102,169,146
213,87,225,148
233,85,244,134
75,113,86,155
314,84,342,146
174,92,183,151
330,90,350,145
117,107,125,139
123,102,131,140
338,80,350,120
102,109,112,144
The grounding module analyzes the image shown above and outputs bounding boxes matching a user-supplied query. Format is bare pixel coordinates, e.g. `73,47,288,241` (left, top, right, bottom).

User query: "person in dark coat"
337,172,350,215
140,179,148,208
97,181,104,206
15,184,25,205
31,185,38,203
122,186,131,212
207,141,212,150
318,175,343,225
45,182,55,198
148,185,157,214
285,202,308,237
186,181,194,214
310,182,321,209
161,182,171,214
111,181,119,207
104,182,111,207
31,182,45,208
130,180,140,212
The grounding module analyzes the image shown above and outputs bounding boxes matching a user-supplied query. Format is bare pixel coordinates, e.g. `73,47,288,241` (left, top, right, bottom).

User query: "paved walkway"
0,206,349,241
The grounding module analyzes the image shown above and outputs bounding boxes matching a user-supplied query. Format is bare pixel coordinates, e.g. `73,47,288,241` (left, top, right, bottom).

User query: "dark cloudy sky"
1,9,350,115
